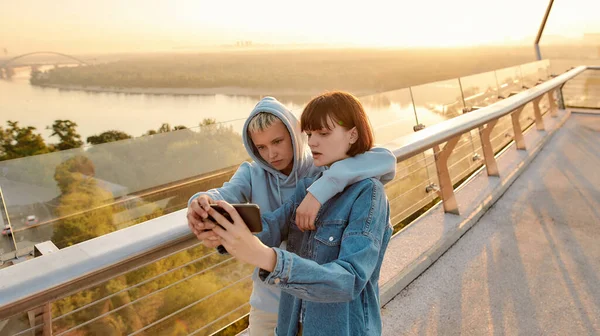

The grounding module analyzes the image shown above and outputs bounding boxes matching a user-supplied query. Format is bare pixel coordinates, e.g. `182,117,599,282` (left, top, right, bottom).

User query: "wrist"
258,246,277,272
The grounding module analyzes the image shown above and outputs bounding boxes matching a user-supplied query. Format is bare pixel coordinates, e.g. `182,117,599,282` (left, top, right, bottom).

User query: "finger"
203,240,221,249
206,206,235,231
216,201,243,224
194,229,217,241
299,214,308,232
190,200,209,219
308,214,317,231
196,218,216,231
198,196,212,211
187,210,205,230
211,224,234,244
200,234,221,248
294,212,304,232
188,221,199,236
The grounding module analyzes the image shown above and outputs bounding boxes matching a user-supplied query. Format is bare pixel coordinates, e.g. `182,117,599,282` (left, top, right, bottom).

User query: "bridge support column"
478,119,500,177
532,96,545,131
511,107,527,150
433,135,461,215
548,90,558,117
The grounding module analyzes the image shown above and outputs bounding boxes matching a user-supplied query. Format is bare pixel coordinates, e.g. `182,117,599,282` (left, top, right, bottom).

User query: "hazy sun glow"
1,0,599,53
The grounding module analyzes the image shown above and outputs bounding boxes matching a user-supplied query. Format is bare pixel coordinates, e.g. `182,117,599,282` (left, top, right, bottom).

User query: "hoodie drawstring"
276,178,282,205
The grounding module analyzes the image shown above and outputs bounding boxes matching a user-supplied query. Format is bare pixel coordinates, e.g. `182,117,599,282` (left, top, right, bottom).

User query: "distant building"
235,40,253,48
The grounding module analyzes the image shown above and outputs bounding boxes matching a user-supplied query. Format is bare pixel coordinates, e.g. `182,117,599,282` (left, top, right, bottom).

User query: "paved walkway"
382,113,600,336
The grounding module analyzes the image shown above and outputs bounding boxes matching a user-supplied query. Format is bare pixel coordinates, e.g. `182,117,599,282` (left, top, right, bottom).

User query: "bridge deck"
381,113,600,335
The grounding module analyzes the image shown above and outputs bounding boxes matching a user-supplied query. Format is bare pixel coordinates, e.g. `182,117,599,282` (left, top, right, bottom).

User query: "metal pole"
0,186,18,255
534,0,555,60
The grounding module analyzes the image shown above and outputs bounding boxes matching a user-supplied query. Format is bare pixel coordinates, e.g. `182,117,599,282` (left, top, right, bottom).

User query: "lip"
271,160,283,165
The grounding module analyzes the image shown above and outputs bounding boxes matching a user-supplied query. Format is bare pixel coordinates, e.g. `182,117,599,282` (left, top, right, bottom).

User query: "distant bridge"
0,51,89,68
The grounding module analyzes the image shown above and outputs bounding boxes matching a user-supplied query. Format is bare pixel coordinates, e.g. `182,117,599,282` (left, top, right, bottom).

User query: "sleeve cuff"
306,175,340,205
258,248,291,286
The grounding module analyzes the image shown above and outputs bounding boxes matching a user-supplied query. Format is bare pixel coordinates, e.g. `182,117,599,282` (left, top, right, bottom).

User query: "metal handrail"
0,65,593,323
384,66,587,161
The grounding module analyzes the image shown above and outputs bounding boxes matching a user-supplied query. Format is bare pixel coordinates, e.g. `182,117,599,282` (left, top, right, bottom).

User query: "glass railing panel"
548,59,581,76
412,79,483,195
386,152,439,231
518,104,536,131
50,243,253,336
495,66,524,99
489,115,514,154
360,88,440,230
538,94,551,116
0,119,248,251
563,69,600,109
403,79,472,224
411,79,464,124
459,71,499,110
361,88,419,144
520,61,550,89
0,312,46,336
445,131,483,186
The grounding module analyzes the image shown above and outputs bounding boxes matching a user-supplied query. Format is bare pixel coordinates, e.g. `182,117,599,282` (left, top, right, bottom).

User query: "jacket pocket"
313,224,345,263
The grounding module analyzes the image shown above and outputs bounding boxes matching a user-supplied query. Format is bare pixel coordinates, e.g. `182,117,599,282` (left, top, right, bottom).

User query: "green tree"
200,118,216,126
48,119,83,151
87,130,132,145
51,155,115,247
144,123,188,136
0,120,50,161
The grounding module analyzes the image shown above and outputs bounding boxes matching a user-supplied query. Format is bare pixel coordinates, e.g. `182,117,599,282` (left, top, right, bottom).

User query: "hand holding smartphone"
208,203,262,233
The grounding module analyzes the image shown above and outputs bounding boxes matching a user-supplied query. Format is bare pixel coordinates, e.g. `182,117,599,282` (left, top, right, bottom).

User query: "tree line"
28,47,540,93
0,119,205,162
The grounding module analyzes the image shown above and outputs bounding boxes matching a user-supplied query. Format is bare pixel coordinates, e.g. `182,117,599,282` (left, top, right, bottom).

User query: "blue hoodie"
189,97,396,313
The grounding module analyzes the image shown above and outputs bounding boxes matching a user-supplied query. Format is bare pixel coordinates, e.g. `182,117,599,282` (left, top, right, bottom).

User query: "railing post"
478,119,500,176
43,305,52,336
510,106,527,150
548,89,558,117
26,242,58,335
532,97,545,131
27,304,52,335
556,86,565,110
433,135,461,215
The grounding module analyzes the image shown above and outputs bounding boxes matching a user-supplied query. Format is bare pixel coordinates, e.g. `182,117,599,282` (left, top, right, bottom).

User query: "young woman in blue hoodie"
199,91,393,336
187,96,395,335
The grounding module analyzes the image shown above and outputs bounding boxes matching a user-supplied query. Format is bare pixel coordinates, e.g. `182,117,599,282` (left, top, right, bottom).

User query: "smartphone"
209,203,262,233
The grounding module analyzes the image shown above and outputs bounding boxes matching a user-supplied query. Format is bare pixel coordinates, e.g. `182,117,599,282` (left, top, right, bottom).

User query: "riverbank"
34,83,377,98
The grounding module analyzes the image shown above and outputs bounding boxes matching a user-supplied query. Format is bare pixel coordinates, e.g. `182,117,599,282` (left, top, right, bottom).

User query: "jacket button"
274,278,281,284
329,236,334,242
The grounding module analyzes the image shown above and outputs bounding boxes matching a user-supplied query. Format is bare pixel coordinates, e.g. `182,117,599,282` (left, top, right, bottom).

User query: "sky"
1,0,599,54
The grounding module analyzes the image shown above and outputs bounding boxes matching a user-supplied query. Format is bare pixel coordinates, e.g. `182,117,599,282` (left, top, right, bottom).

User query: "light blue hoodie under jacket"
188,96,396,314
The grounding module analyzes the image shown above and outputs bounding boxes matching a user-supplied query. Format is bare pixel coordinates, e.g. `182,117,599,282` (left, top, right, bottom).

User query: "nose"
308,136,317,148
269,148,278,159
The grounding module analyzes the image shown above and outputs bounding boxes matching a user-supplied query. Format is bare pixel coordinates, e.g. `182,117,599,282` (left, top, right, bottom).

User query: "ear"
349,127,358,144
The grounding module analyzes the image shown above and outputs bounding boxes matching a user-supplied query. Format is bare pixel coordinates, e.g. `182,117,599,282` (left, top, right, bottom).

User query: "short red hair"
301,91,374,156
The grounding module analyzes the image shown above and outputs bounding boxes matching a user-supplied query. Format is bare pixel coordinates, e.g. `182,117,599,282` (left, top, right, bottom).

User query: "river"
1,67,451,145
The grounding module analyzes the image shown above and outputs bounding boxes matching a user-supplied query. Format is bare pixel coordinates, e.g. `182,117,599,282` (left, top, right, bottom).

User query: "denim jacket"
257,175,392,336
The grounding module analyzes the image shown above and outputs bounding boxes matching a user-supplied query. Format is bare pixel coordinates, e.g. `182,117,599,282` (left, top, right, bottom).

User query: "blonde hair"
247,112,282,133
